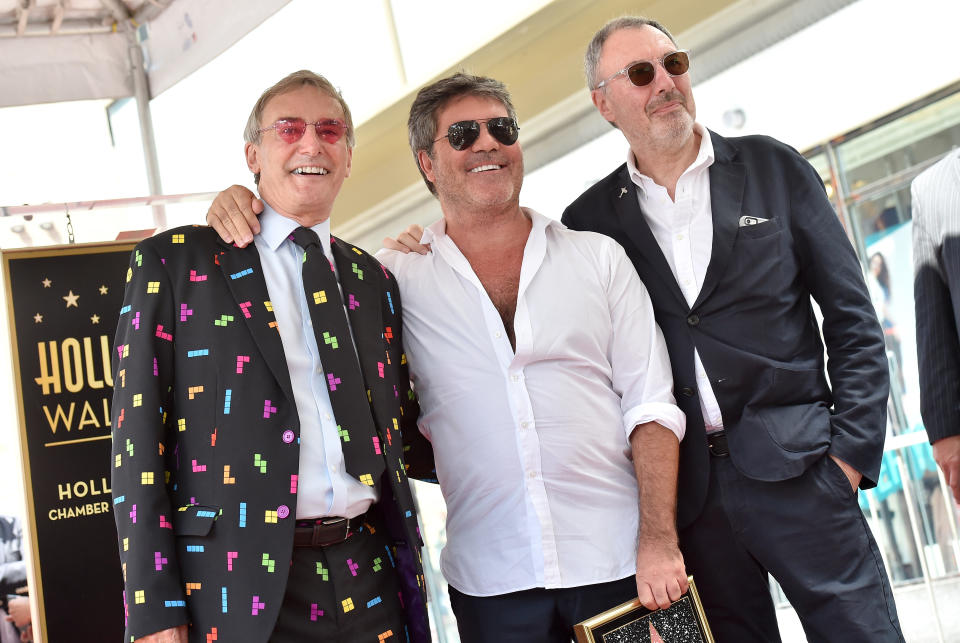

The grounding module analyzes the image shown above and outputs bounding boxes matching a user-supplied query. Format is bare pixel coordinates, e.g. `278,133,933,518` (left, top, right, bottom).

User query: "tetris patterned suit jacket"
110,225,433,642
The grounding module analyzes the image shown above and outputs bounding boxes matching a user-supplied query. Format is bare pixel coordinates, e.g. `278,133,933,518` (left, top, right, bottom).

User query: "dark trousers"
270,511,406,643
680,453,904,643
449,575,637,643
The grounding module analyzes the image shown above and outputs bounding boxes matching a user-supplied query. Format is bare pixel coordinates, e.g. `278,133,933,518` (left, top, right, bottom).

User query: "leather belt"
707,430,729,457
293,512,365,548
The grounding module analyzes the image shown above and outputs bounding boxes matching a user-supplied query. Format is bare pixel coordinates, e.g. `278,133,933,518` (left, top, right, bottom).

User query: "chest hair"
466,248,523,350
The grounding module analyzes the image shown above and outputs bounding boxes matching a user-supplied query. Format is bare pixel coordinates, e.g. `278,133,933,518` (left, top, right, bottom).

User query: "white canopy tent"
0,0,293,196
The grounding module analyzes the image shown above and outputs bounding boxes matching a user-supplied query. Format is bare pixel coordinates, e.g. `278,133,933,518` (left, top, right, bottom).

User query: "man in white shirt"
563,16,903,643
207,74,687,642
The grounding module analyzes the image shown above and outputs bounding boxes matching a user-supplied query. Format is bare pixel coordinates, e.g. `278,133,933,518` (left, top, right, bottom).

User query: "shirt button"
282,429,295,443
496,331,503,338
676,234,684,240
511,375,520,382
317,367,323,375
528,471,536,479
521,421,529,428
277,505,290,519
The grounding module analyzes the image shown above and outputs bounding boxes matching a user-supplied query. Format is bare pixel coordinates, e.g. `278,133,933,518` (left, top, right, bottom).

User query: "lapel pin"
618,187,628,199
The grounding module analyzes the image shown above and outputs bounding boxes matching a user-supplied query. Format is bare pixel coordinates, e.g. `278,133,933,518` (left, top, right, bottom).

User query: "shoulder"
333,236,397,286
714,131,806,167
564,163,628,215
135,225,223,256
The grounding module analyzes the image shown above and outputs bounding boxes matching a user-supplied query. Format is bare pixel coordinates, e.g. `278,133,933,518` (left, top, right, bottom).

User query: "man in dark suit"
111,70,432,643
562,16,903,642
913,149,960,504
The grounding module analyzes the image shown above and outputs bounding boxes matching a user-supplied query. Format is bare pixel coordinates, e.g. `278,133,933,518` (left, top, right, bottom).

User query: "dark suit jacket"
111,225,433,642
562,131,888,528
913,150,960,443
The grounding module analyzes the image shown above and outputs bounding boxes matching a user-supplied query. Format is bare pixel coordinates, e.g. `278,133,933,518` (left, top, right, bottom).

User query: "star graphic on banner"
90,314,101,324
33,313,43,323
42,278,52,288
63,290,79,308
99,285,108,295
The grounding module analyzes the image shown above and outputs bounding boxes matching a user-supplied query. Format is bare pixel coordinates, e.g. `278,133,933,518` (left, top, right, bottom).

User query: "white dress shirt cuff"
623,403,686,442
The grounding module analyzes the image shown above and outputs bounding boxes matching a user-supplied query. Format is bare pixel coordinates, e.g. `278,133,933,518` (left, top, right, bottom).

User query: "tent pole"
128,29,166,229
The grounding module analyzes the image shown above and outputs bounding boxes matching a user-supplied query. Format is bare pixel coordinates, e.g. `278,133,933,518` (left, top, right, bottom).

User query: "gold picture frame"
574,576,714,643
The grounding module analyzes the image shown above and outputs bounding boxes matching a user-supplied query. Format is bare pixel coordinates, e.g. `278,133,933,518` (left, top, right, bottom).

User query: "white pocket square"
739,216,769,227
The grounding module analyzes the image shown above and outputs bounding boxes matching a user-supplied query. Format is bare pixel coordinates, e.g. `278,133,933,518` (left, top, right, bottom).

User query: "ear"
245,142,261,175
417,149,436,184
591,88,617,124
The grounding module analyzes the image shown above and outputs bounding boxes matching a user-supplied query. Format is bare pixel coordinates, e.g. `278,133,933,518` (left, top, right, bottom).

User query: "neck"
631,129,701,200
261,195,332,229
443,201,530,255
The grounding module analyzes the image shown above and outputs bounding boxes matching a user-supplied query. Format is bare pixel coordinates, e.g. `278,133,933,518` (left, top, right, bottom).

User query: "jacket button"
687,314,700,326
282,429,295,444
680,387,695,397
277,505,290,519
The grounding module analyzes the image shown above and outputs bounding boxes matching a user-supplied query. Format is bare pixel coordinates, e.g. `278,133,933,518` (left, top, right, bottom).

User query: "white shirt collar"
420,207,561,245
626,122,715,194
258,201,332,258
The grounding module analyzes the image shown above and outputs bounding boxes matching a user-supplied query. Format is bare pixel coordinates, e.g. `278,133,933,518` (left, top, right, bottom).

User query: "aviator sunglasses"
259,118,348,144
434,117,520,151
595,50,690,90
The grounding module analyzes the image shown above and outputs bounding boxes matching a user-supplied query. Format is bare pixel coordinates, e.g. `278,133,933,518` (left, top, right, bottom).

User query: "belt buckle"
312,516,348,547
707,431,729,457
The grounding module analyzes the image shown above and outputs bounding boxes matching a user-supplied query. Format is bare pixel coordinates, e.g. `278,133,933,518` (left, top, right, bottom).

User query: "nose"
649,62,677,94
296,123,324,155
470,122,499,152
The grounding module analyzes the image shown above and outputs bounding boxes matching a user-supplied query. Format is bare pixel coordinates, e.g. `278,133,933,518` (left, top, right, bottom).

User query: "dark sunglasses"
595,50,690,90
258,118,348,144
434,117,519,151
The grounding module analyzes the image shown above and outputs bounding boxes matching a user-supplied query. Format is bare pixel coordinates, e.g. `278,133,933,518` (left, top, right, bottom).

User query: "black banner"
3,242,136,643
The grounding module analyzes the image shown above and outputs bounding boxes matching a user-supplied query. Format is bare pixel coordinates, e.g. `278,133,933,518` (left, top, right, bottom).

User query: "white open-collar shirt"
378,208,684,596
627,123,724,431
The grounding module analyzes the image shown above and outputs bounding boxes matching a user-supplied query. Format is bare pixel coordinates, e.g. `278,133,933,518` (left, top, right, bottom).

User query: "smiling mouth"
469,164,502,173
292,166,329,175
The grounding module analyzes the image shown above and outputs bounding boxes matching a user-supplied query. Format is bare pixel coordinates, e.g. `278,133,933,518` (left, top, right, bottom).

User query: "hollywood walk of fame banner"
2,241,136,642
574,576,715,643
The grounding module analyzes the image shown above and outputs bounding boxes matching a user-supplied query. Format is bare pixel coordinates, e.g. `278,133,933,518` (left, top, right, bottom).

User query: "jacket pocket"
173,504,220,537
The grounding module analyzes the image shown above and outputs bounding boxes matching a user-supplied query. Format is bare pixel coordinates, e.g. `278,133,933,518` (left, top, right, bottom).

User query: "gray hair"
407,72,518,197
244,70,355,185
584,16,677,90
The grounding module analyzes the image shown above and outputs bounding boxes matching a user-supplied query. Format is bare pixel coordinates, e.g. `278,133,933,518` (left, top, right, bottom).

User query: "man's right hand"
135,625,188,643
382,224,430,254
206,185,263,247
933,434,960,504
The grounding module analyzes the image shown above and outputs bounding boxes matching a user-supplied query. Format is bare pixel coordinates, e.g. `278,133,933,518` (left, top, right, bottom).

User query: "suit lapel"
612,167,688,310
694,133,745,308
218,242,295,404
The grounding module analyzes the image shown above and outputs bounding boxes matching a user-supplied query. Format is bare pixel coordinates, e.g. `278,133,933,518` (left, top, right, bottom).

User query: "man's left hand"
635,537,688,611
5,597,30,629
932,435,960,504
830,454,862,493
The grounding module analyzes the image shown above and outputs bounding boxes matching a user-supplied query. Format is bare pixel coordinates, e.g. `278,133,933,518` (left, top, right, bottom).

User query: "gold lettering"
102,397,111,428
101,335,114,387
78,400,101,431
61,338,83,392
43,403,75,434
83,337,104,389
58,483,71,500
34,341,62,395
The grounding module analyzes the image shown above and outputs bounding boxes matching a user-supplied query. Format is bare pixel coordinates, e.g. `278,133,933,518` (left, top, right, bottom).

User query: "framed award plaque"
574,576,714,643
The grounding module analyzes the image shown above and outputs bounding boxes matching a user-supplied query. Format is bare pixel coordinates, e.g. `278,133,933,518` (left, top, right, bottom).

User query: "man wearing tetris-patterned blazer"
110,70,433,643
